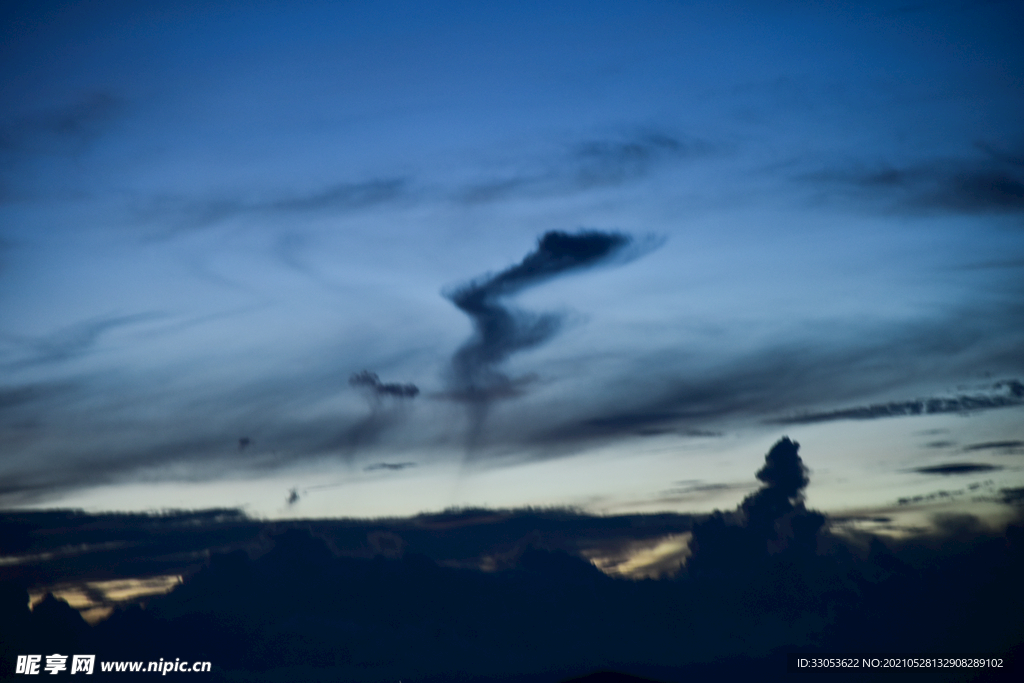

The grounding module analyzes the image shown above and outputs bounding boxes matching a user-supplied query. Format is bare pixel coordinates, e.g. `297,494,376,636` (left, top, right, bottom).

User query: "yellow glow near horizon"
29,575,183,625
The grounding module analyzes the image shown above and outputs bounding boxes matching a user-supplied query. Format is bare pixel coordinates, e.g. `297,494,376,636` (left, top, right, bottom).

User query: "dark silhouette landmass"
2,439,1022,681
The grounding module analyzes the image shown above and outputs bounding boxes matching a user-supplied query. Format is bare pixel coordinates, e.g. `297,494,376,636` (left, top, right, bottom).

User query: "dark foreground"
2,440,1022,681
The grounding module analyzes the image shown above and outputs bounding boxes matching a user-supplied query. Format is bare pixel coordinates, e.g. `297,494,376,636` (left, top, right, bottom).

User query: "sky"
1,0,1023,523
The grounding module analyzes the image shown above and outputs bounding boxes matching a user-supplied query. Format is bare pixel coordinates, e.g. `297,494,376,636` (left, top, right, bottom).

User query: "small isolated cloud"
349,371,419,399
363,462,416,472
911,463,1003,476
328,372,421,460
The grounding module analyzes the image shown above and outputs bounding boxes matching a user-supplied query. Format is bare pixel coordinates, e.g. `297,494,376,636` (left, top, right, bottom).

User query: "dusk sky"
2,0,1023,525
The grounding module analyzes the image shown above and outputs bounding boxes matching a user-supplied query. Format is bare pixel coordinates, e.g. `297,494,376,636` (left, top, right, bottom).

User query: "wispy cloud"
963,440,1024,452
804,146,1024,214
139,178,410,236
771,379,1024,425
2,313,161,368
456,131,710,203
911,463,1003,475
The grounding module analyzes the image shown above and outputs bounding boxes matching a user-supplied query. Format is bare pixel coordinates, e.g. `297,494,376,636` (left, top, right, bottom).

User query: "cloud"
771,379,1024,425
442,230,655,448
804,148,1024,214
445,230,643,394
1001,487,1024,505
265,179,407,213
523,308,1024,450
139,178,409,235
348,371,419,399
964,440,1024,452
3,249,1020,503
897,488,976,505
363,462,416,472
685,438,826,577
570,133,706,187
3,313,161,368
457,132,708,203
911,463,1004,475
325,371,422,462
0,358,427,504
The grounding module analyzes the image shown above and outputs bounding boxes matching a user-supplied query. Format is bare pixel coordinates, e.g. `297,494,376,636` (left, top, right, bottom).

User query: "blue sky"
2,0,1022,523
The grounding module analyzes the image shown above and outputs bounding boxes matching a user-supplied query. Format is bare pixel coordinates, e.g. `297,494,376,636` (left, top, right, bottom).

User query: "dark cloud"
525,304,1024,449
447,230,636,391
348,371,419,399
1001,487,1024,505
4,271,1020,502
578,411,683,438
771,379,1024,425
805,149,1024,214
750,437,809,497
327,371,421,462
964,440,1024,452
458,132,708,203
911,463,1004,475
0,361,429,505
665,482,739,495
363,462,416,472
895,478,1002,505
686,438,826,577
444,230,652,446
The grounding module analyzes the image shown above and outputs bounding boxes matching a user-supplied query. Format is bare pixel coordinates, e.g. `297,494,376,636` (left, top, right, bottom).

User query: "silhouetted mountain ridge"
2,439,1022,681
